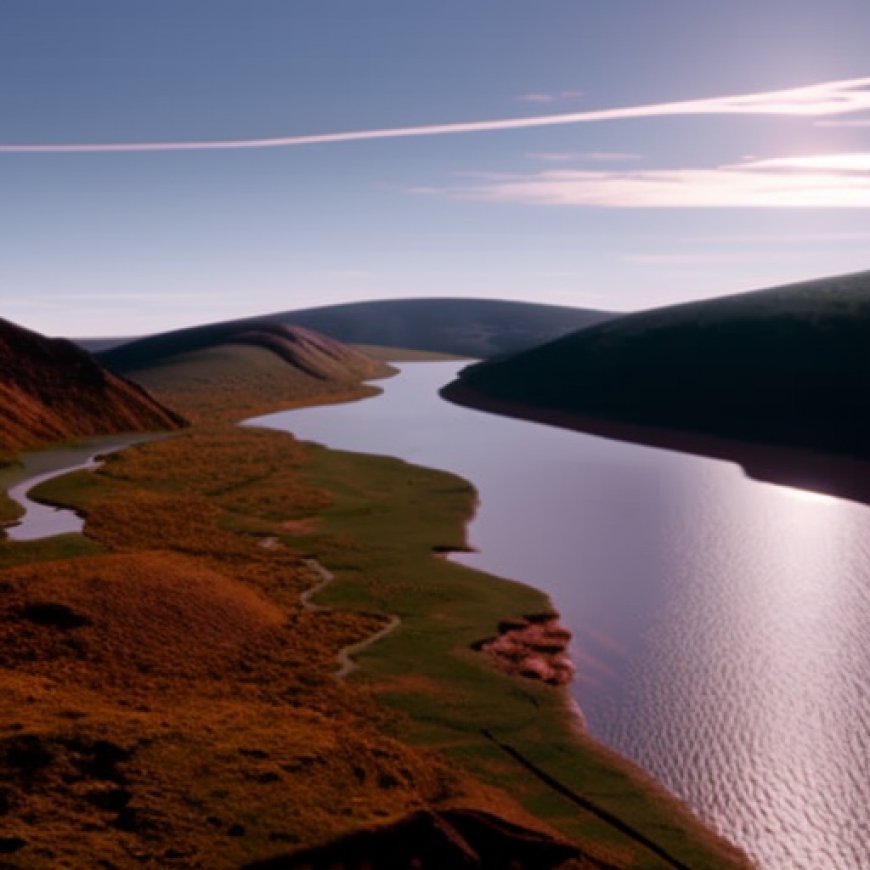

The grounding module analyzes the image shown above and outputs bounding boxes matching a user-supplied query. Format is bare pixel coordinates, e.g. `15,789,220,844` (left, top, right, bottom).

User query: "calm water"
2,435,149,541
250,362,870,870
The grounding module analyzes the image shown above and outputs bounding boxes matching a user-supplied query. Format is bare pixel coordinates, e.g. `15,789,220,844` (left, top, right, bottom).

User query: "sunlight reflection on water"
250,362,870,870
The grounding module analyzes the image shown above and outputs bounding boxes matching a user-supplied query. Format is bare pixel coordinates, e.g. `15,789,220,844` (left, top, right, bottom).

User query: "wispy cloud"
623,253,753,266
735,153,870,172
682,231,870,244
517,93,557,104
517,90,584,104
527,151,642,162
2,77,870,154
621,252,819,267
814,118,870,128
435,152,870,208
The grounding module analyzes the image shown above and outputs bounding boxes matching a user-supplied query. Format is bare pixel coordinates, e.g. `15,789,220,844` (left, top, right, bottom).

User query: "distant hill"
0,318,184,452
98,320,391,422
281,298,614,357
444,271,870,464
81,298,614,359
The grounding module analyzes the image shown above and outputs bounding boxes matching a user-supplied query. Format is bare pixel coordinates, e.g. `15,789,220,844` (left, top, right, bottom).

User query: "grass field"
122,343,392,424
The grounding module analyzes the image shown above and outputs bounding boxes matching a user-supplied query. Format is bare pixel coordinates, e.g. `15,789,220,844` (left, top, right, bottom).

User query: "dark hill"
282,298,614,357
83,298,614,360
443,271,870,497
0,318,184,452
99,320,391,423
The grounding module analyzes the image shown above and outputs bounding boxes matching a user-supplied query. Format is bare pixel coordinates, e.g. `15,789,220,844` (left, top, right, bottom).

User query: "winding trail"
300,557,401,679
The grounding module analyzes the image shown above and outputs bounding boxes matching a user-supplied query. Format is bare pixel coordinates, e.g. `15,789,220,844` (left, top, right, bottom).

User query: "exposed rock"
476,613,575,687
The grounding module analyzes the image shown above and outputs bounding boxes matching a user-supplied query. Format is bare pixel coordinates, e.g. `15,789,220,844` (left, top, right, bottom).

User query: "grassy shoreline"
281,441,747,867
0,381,748,867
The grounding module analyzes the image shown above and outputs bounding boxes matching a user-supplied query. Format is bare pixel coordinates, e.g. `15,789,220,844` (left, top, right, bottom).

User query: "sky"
2,0,870,337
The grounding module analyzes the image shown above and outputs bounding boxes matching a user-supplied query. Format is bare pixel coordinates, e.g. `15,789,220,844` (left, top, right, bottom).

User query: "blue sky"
2,0,870,336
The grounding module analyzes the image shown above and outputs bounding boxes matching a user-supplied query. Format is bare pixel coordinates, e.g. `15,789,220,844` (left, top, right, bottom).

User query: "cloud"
621,252,820,267
735,153,870,172
814,118,870,128
2,77,870,154
527,151,642,162
517,93,556,104
517,90,584,104
436,152,870,208
623,253,754,266
682,231,870,244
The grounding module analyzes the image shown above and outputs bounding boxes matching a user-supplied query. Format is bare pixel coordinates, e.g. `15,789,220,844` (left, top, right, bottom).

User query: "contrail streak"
2,76,869,154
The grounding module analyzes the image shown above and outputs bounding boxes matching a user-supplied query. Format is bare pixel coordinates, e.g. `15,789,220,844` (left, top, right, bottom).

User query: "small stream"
1,434,149,541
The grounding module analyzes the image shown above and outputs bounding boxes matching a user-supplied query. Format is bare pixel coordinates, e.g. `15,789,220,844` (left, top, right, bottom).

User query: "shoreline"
0,373,750,867
442,379,870,507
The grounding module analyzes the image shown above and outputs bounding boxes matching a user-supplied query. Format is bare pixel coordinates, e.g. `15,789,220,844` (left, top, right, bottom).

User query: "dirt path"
300,558,401,679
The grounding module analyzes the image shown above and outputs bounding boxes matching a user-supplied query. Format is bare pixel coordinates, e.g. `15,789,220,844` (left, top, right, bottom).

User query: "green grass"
124,343,389,424
0,465,105,566
0,532,103,569
291,444,745,868
0,458,23,528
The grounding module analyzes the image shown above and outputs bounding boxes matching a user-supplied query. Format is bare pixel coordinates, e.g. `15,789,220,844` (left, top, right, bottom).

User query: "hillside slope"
99,320,391,422
83,298,614,359
0,318,184,452
444,270,870,461
283,298,614,357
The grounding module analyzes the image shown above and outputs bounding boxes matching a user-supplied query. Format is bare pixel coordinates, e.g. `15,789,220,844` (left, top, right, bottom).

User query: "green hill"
444,270,870,466
99,320,391,423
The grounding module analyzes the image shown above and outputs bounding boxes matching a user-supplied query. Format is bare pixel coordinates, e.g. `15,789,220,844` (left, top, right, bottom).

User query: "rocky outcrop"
0,318,185,452
475,613,575,686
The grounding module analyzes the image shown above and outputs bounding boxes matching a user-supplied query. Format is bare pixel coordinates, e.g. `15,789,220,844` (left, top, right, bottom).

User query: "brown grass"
0,425,561,869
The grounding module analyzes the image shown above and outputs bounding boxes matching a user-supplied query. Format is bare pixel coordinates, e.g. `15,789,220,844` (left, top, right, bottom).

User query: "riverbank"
0,375,748,867
442,379,870,507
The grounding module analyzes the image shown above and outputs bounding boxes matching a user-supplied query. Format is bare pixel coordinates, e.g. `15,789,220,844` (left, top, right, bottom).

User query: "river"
248,361,870,870
1,434,150,541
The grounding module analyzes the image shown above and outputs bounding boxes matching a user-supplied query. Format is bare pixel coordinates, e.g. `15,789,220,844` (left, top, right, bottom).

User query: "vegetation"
0,325,748,867
121,343,388,424
446,270,870,459
0,421,746,868
0,428,488,868
0,491,23,528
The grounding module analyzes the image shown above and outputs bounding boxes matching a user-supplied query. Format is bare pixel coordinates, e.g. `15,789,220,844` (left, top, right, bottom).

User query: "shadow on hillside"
241,808,592,870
